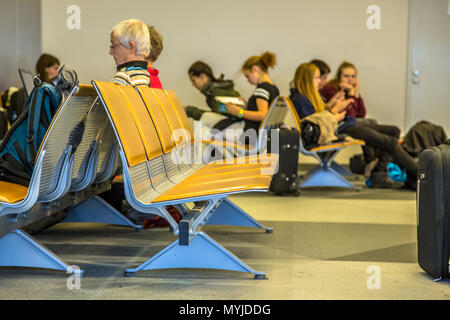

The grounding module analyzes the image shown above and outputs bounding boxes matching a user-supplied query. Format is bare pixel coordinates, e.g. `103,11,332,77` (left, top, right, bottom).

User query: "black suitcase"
417,142,450,279
267,128,300,196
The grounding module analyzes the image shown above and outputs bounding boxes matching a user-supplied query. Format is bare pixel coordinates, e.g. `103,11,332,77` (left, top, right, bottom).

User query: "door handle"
412,69,420,84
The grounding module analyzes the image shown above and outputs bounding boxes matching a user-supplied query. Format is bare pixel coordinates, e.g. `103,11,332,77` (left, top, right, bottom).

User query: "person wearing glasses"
109,19,151,87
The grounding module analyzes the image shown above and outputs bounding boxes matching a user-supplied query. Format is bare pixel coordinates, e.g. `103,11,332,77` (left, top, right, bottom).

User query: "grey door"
406,0,450,135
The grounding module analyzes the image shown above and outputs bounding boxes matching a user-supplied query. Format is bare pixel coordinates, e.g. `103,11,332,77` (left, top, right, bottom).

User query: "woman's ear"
128,41,137,54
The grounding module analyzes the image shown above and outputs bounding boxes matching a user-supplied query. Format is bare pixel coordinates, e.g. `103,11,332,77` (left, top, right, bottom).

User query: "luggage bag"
267,127,300,196
417,142,450,279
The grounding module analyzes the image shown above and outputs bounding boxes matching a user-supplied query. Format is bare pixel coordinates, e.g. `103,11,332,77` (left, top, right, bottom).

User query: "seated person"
310,59,331,91
109,19,151,87
36,53,60,84
320,61,366,119
319,60,403,170
311,59,353,112
4,53,61,126
105,19,182,227
289,62,418,190
146,25,164,89
320,61,379,127
185,61,242,129
225,51,279,143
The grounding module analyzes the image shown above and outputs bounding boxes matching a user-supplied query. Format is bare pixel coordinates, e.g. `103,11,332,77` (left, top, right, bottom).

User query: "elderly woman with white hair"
109,19,151,87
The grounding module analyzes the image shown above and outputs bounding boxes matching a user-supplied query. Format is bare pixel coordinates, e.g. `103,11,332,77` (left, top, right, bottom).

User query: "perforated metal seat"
93,81,274,279
281,96,365,189
0,84,102,274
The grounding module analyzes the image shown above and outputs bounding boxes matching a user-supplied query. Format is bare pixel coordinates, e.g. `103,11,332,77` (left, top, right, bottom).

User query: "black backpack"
402,121,448,158
0,106,8,140
8,87,28,125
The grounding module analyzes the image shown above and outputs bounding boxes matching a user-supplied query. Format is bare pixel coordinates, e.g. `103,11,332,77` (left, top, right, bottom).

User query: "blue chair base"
0,229,83,274
124,231,266,279
300,167,360,190
330,161,353,176
204,198,273,233
63,196,142,229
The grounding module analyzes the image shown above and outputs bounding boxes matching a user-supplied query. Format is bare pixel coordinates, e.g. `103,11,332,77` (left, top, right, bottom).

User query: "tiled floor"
0,169,448,300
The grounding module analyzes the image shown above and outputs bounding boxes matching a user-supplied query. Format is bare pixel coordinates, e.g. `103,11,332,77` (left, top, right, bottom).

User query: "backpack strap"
12,141,32,173
26,86,45,166
26,85,60,168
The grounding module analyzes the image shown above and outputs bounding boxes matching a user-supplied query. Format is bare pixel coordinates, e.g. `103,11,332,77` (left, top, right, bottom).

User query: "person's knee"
384,136,400,153
391,126,401,139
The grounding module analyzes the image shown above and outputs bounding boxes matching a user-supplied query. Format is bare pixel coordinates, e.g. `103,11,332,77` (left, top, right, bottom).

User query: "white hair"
111,19,151,57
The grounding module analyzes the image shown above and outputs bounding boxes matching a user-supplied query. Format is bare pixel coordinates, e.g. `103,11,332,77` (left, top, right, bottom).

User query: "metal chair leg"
63,196,142,229
204,198,273,233
0,230,83,274
124,231,266,279
300,167,359,189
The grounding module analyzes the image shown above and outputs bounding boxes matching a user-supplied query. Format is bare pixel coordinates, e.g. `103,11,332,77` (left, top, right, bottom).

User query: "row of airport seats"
217,96,365,190
268,97,364,190
0,82,279,279
0,81,363,279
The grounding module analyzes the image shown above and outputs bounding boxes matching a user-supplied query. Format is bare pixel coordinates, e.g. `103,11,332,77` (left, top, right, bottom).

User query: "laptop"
18,68,37,98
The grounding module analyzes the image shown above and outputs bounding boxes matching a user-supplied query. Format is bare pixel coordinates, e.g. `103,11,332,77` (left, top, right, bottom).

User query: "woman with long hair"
320,61,365,118
290,62,417,190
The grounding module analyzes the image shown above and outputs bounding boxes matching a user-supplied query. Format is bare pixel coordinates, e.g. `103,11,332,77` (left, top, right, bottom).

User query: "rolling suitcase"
417,142,450,279
267,127,300,196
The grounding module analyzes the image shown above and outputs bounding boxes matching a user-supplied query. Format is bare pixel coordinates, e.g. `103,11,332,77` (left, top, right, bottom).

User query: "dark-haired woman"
35,53,60,83
185,61,242,130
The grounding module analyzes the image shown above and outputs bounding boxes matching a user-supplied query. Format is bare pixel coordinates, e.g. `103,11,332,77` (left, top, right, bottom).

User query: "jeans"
343,123,418,179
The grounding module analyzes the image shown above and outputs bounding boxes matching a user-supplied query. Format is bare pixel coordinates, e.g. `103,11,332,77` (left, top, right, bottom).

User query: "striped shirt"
244,82,279,132
111,60,150,87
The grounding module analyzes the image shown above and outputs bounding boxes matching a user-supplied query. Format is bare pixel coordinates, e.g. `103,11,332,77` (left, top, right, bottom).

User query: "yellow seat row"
93,82,277,203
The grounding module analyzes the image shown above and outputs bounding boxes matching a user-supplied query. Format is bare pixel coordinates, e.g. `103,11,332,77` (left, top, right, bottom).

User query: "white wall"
41,0,409,131
0,0,41,91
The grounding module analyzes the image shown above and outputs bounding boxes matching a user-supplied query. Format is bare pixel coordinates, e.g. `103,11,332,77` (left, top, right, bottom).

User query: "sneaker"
124,208,158,225
370,171,404,189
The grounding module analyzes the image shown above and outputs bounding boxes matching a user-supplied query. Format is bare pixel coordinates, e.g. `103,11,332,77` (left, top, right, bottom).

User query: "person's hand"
353,78,360,98
226,103,241,116
238,96,247,107
332,98,352,113
335,89,345,100
334,111,346,122
340,82,355,96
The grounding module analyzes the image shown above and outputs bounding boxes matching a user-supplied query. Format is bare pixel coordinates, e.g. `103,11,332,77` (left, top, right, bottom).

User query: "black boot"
403,173,418,192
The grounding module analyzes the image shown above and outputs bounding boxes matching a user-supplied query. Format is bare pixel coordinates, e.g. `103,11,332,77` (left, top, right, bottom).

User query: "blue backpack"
0,65,80,186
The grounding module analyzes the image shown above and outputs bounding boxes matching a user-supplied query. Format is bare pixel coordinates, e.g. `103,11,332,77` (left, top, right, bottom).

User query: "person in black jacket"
186,61,243,130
